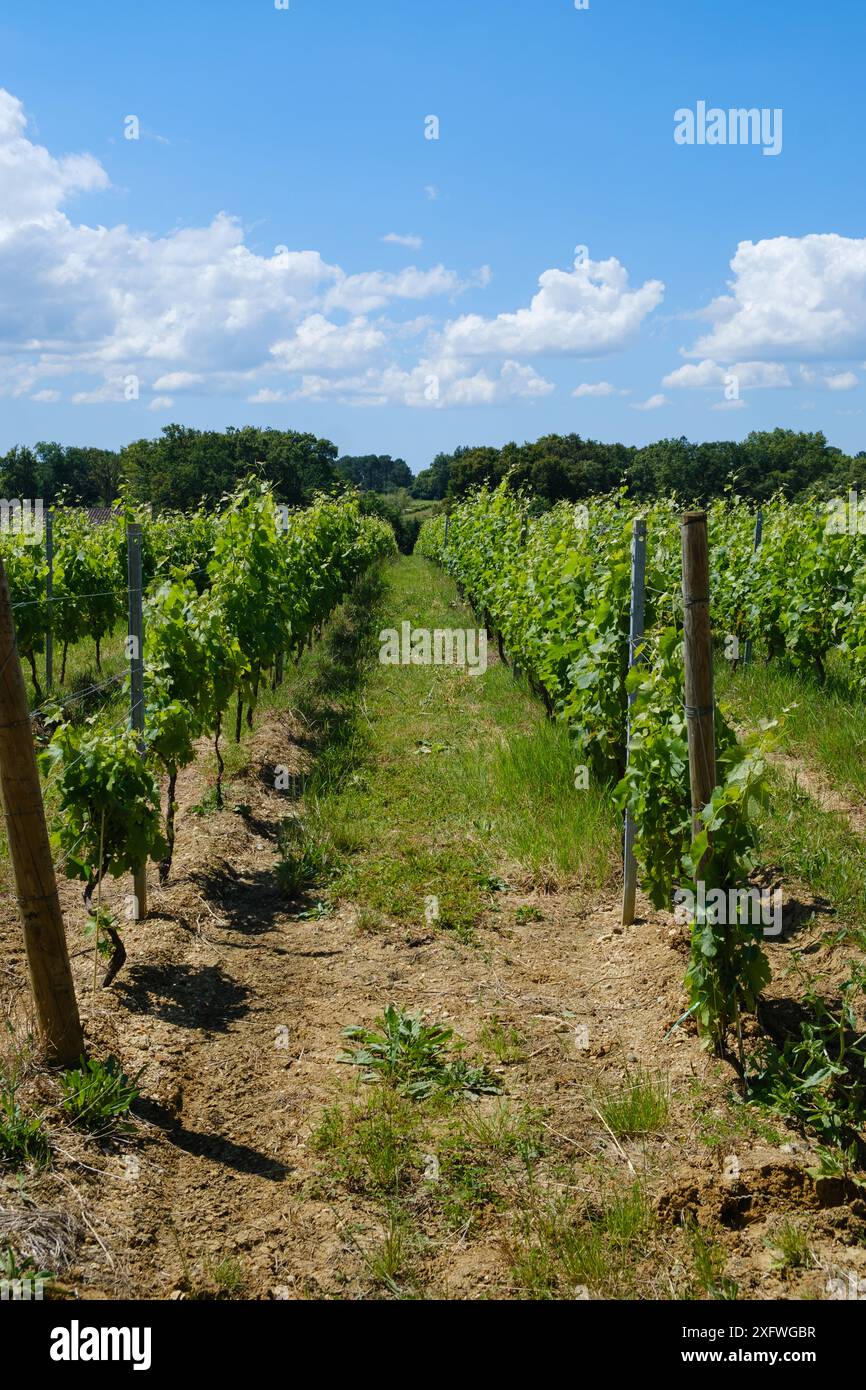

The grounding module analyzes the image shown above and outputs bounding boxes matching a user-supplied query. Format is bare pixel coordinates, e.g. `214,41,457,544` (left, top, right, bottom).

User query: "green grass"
767,1218,814,1273
596,1068,670,1138
514,1182,656,1299
0,1081,51,1168
757,774,866,929
291,554,618,938
716,656,866,804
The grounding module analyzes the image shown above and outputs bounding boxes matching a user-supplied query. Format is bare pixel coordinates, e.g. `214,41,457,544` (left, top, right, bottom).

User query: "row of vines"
417,485,866,1057
1,482,396,982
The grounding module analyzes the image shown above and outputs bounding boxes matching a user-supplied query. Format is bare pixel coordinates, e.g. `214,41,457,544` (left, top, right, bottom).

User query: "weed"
275,815,336,900
311,1089,419,1195
514,1183,655,1299
767,1219,813,1272
341,1005,500,1100
685,1218,738,1299
596,1068,670,1137
0,1077,50,1168
749,962,866,1153
58,1056,141,1136
210,1256,246,1296
478,1019,526,1065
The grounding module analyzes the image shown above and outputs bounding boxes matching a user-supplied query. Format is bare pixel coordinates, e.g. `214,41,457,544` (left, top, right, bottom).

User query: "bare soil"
3,693,865,1301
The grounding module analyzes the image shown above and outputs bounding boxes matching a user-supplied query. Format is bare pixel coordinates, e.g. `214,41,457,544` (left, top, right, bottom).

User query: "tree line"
3,422,864,514
0,426,412,511
410,430,866,505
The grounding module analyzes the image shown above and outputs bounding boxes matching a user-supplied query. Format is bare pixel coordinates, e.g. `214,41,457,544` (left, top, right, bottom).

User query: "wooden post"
681,512,716,855
742,508,763,669
126,525,148,919
0,555,84,1064
621,517,647,926
44,510,54,692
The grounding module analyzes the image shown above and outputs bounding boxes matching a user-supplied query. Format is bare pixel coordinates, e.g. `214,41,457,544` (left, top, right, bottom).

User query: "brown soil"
2,707,865,1301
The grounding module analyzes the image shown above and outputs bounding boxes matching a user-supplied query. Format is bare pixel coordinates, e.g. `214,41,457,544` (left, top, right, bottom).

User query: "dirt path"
4,559,866,1301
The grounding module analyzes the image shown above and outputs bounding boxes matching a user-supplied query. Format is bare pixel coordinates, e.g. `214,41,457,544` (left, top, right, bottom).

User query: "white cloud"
292,355,554,409
710,398,747,411
825,371,859,391
630,393,669,411
0,87,663,413
442,254,663,358
663,359,792,389
424,185,439,201
270,315,386,371
382,233,423,249
572,380,629,398
152,371,206,391
0,89,108,235
30,388,60,402
685,235,866,362
247,388,286,404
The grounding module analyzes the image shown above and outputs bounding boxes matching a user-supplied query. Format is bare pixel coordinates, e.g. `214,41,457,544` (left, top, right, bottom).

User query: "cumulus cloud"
442,254,663,358
0,88,663,411
292,355,554,409
630,393,669,411
663,359,792,389
685,235,866,362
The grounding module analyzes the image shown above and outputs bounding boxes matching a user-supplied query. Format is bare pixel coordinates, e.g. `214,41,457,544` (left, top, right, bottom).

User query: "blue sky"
1,0,864,471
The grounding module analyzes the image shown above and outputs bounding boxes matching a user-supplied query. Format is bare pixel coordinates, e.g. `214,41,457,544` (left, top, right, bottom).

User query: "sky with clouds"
1,0,864,470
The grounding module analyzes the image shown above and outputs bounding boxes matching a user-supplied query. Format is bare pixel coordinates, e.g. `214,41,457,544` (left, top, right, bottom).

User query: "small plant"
210,1256,246,1297
0,1243,52,1290
515,905,543,924
341,1005,500,1100
58,1056,141,1135
275,816,335,900
596,1068,670,1137
767,1219,813,1272
0,1080,50,1168
479,1018,526,1064
685,1218,738,1300
311,1090,419,1195
749,963,866,1153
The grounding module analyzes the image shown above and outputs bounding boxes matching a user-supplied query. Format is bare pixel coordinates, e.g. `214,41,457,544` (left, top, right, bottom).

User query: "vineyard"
1,481,865,1302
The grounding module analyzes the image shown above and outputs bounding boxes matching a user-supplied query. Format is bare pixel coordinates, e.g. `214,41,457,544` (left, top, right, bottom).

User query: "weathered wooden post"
681,511,716,864
0,555,84,1064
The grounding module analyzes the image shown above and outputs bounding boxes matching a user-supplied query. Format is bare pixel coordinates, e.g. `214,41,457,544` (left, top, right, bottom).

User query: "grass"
767,1218,814,1272
596,1068,670,1138
479,1018,527,1065
716,655,866,804
514,1182,656,1299
756,774,866,929
0,1079,50,1169
287,554,619,939
685,1218,739,1299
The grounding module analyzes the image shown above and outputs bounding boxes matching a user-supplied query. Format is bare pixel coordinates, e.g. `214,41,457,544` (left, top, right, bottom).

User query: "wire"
28,671,126,723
